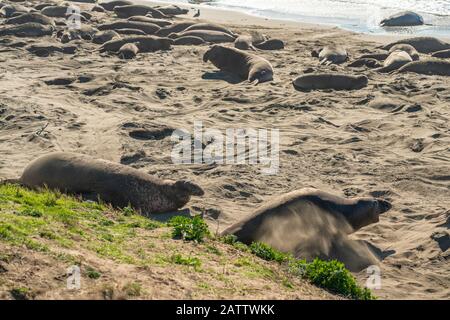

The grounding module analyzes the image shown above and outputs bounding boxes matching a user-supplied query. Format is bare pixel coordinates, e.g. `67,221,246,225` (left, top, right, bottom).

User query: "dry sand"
0,0,449,299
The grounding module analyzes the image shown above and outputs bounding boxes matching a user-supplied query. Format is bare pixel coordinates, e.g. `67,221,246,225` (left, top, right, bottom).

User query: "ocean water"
152,0,450,37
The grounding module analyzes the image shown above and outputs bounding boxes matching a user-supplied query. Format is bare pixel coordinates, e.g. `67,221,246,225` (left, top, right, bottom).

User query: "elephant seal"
0,4,28,18
316,45,348,65
184,23,236,37
118,42,138,59
234,35,256,50
397,59,450,76
0,23,53,37
359,52,389,61
254,39,285,50
98,21,160,35
20,152,204,214
115,28,146,36
127,16,172,27
41,6,73,18
57,25,98,43
92,30,120,44
26,43,76,56
91,5,106,13
155,5,189,16
114,5,168,19
431,49,450,59
293,73,368,91
156,21,196,37
203,45,274,84
100,35,173,53
389,43,420,61
173,36,205,46
381,37,450,54
99,0,133,11
221,188,391,271
348,58,381,68
170,30,235,43
4,12,55,26
380,11,424,27
377,50,413,73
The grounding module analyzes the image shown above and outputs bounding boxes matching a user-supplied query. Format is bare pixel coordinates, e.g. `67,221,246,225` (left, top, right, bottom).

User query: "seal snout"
175,180,205,196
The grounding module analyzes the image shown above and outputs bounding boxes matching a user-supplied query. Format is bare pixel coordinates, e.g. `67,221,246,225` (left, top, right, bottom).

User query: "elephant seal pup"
348,58,381,68
173,36,205,46
99,0,133,11
156,21,196,37
170,30,235,43
293,73,368,91
220,188,391,271
376,50,413,73
184,23,237,37
114,5,168,19
98,21,160,35
389,44,420,61
0,23,54,37
234,35,256,51
100,35,173,53
20,152,204,214
127,16,172,27
254,39,285,50
380,11,424,27
381,37,450,54
118,42,139,59
397,59,450,76
92,30,120,44
316,45,348,65
432,49,450,59
4,12,55,26
203,45,274,84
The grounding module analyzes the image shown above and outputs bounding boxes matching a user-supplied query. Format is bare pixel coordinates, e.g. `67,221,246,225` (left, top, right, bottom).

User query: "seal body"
98,21,160,35
118,42,139,59
382,37,450,54
173,36,205,46
155,5,188,16
234,35,255,50
100,36,172,53
254,39,285,50
317,45,348,65
114,5,167,19
397,59,450,76
431,49,450,59
389,43,420,61
127,16,172,27
293,73,368,90
156,22,196,37
99,0,133,11
203,45,274,84
170,30,235,43
4,12,55,26
377,50,413,73
0,23,53,37
184,23,236,37
348,58,381,68
20,152,204,214
380,11,424,27
92,30,120,44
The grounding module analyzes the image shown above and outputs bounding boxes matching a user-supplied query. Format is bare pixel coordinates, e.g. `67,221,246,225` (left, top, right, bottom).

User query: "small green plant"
169,215,210,242
305,258,375,300
122,205,136,217
10,287,30,300
220,234,250,252
250,242,291,263
122,282,142,297
170,254,202,270
86,267,101,279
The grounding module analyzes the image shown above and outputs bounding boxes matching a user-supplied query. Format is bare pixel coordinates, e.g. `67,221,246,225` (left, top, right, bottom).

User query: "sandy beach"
0,0,449,299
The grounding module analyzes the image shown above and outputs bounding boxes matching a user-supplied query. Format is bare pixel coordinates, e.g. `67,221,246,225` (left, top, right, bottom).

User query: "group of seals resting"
221,188,392,271
19,152,204,215
203,45,274,84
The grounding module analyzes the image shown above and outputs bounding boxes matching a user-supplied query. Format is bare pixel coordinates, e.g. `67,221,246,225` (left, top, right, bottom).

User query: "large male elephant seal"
377,50,413,73
221,188,391,271
100,35,173,53
114,5,168,19
4,12,55,26
203,45,274,84
99,0,133,11
169,30,235,43
397,59,450,76
381,37,450,54
20,152,204,214
380,11,424,27
293,73,368,91
0,23,54,37
98,21,160,35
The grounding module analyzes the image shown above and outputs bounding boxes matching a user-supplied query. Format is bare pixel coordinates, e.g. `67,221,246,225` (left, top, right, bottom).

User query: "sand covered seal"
118,42,138,59
389,44,420,61
397,59,450,76
314,45,348,65
173,36,205,46
114,5,168,19
0,23,53,37
381,37,450,54
4,12,55,26
20,152,204,214
254,39,285,50
431,49,450,59
156,22,196,37
203,45,274,84
169,30,236,43
184,23,236,37
221,188,392,271
92,30,120,44
99,0,133,11
100,35,173,53
98,21,160,35
127,16,172,27
380,11,424,27
234,35,256,50
377,50,413,73
293,73,368,91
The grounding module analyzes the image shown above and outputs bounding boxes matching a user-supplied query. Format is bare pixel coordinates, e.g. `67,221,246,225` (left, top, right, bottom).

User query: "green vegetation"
170,254,202,270
250,242,291,263
168,215,210,242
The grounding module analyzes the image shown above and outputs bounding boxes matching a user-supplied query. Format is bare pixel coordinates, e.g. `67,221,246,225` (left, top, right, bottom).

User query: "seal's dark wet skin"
378,199,393,214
